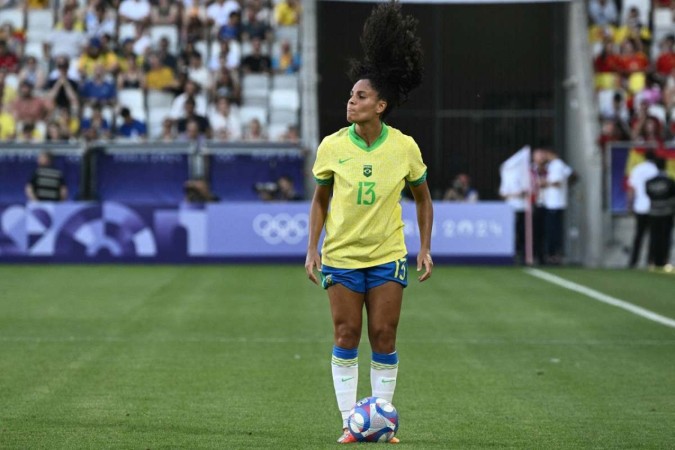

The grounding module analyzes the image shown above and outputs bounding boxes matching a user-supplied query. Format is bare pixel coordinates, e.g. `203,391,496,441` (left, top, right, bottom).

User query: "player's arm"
305,184,331,284
409,180,433,282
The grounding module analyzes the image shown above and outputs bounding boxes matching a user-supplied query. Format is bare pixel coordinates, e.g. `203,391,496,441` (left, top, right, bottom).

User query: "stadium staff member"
304,2,432,444
627,149,658,268
25,151,68,202
646,158,675,270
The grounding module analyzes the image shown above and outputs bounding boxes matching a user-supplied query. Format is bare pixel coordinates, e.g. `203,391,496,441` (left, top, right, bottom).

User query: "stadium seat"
597,89,616,118
272,73,299,90
239,105,268,126
4,73,19,90
147,106,172,139
268,123,288,141
653,8,673,29
118,88,146,122
195,41,208,60
270,89,300,111
150,25,179,54
118,23,137,41
26,10,53,43
648,104,667,125
147,90,175,110
269,109,298,127
0,8,24,29
22,41,43,60
275,26,300,49
242,73,271,91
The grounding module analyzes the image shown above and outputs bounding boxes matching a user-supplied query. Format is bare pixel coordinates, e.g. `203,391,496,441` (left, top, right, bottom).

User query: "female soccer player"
304,2,433,444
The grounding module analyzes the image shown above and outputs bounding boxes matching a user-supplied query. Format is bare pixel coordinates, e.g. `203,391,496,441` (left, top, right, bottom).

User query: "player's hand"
305,249,322,285
417,250,433,282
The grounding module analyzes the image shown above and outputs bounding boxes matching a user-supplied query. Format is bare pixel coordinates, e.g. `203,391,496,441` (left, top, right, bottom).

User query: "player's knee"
334,324,361,349
369,327,397,353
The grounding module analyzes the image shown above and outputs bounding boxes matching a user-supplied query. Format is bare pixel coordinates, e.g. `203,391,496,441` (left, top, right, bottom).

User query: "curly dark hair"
348,1,424,120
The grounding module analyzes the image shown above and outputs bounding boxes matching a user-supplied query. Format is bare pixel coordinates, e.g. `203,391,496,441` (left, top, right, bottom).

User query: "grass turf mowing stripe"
525,268,675,329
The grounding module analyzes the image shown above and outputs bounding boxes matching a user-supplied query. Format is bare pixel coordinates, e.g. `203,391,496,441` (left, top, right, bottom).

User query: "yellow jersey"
312,123,427,269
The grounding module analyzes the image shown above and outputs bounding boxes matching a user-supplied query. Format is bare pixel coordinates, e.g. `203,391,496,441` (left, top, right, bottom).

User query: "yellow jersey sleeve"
405,137,427,186
312,138,334,185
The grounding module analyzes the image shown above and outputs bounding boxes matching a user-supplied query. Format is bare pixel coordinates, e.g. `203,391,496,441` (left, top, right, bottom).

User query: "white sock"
371,350,399,402
331,346,359,429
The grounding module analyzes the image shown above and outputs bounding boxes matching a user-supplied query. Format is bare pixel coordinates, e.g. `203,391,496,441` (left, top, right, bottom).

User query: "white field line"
525,268,675,329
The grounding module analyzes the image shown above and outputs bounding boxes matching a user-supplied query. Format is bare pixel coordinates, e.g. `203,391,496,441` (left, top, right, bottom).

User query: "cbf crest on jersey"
363,165,373,177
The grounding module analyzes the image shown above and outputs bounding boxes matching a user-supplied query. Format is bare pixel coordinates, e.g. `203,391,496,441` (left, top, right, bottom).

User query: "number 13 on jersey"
357,181,376,205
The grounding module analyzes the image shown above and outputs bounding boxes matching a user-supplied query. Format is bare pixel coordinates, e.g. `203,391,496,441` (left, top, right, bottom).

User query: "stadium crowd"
0,0,302,144
590,0,675,146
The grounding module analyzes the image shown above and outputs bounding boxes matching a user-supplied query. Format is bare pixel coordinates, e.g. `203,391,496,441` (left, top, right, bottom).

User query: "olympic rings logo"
252,213,309,245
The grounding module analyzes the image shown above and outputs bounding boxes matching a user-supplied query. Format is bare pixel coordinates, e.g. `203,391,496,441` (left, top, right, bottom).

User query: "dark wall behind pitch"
316,1,565,199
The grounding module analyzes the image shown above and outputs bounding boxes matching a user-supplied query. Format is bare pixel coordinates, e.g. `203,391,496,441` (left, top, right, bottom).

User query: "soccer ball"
347,396,399,442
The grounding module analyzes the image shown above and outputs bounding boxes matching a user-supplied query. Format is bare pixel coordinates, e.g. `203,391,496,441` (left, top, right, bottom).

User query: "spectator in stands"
143,51,179,91
0,39,18,73
241,7,271,42
0,103,16,140
443,173,479,202
631,100,663,143
618,38,649,75
0,23,24,55
176,96,211,138
178,118,206,143
272,39,300,74
18,55,47,91
246,0,272,25
158,116,175,142
25,151,67,202
0,69,16,106
244,117,266,141
85,3,116,39
151,0,179,25
627,149,658,268
646,158,675,270
117,106,147,140
170,79,207,119
182,6,207,44
11,80,50,124
78,37,119,78
211,65,240,104
81,103,111,141
209,95,241,141
208,39,240,72
45,120,68,142
16,122,41,143
588,0,618,26
594,39,621,73
615,7,651,49
117,54,143,89
46,58,79,111
80,64,117,107
157,36,179,74
279,124,300,143
187,51,211,90
218,11,241,42
654,35,675,84
27,0,49,9
241,37,271,74
274,0,301,26
119,0,151,25
54,106,80,140
207,0,241,31
45,7,87,62
57,1,85,30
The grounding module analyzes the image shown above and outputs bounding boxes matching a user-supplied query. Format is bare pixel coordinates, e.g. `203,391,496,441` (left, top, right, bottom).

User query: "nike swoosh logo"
382,379,396,384
339,158,353,164
341,377,354,382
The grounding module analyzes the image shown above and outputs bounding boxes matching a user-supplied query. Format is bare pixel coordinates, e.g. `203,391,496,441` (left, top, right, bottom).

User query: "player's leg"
364,280,403,402
327,283,365,433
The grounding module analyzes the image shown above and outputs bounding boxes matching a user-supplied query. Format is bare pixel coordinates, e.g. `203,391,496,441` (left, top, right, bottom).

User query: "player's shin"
331,345,359,428
371,350,398,402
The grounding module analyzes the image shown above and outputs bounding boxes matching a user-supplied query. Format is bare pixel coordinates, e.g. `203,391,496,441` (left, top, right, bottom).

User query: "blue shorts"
321,258,409,293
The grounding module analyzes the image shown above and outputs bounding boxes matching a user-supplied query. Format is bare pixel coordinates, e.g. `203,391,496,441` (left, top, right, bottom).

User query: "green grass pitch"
1,265,674,449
